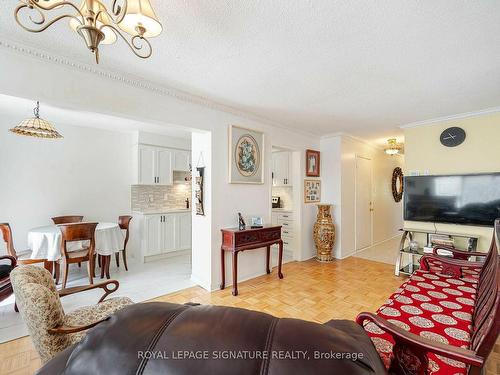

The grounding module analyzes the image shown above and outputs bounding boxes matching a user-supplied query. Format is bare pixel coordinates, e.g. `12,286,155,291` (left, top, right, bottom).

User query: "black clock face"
440,127,466,147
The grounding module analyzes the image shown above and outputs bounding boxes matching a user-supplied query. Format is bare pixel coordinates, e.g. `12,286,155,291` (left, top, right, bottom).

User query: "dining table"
28,222,125,279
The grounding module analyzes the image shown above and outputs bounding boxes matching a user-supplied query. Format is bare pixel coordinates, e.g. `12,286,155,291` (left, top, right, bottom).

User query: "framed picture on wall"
306,149,320,177
229,125,264,184
304,179,321,203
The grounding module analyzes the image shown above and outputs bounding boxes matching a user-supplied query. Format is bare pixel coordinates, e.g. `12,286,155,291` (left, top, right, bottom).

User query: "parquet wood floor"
1,257,498,374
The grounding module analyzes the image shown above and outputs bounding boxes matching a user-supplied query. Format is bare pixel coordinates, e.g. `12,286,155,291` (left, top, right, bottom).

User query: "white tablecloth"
28,222,125,261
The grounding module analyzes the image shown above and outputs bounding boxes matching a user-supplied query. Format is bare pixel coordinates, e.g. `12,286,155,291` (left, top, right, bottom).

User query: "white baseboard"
143,249,191,263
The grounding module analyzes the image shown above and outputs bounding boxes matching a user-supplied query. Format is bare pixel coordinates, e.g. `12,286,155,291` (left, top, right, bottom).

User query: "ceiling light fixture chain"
14,0,162,64
33,100,40,117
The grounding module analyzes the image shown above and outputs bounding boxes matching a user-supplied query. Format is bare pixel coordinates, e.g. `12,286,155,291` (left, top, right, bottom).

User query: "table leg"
278,240,284,279
43,260,53,275
266,246,271,274
100,256,109,279
220,247,225,290
232,251,238,296
106,255,111,279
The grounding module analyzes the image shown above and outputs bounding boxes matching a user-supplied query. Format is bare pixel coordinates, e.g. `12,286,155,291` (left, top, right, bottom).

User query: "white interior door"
355,156,373,251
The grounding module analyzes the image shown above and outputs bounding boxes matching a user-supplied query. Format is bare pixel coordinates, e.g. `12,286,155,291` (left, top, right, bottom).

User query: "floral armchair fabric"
10,265,132,363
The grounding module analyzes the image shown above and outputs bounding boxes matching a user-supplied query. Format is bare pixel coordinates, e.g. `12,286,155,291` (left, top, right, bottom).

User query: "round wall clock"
440,127,466,147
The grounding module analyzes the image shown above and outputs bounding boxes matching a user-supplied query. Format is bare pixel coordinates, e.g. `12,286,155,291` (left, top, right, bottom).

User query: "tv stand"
395,227,480,276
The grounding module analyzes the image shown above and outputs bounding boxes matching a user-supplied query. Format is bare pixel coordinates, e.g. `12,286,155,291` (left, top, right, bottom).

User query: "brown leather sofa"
37,302,387,375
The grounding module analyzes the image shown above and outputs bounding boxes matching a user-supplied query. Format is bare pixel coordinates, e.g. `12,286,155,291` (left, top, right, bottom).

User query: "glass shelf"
400,247,425,256
399,264,420,276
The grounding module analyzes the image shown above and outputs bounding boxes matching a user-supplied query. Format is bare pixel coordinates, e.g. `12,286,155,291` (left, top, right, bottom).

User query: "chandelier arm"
100,24,152,59
15,4,83,33
107,0,128,24
28,0,85,17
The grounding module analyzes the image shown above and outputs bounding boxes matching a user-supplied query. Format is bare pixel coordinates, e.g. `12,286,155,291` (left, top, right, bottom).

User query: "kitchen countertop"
133,209,191,215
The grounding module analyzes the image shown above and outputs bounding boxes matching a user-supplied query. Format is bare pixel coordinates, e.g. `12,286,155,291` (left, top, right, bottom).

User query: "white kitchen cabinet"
140,211,192,261
138,145,157,185
157,149,173,185
272,151,293,186
135,145,181,185
173,150,191,172
144,215,162,256
161,214,177,253
271,210,294,257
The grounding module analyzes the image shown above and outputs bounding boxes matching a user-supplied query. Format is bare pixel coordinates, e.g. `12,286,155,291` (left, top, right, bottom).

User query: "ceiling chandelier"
384,138,403,155
14,0,162,63
10,101,63,139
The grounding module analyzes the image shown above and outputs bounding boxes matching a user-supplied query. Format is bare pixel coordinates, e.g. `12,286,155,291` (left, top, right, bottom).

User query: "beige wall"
403,112,500,250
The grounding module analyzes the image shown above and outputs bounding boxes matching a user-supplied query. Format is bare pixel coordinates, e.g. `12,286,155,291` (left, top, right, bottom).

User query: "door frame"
354,154,373,253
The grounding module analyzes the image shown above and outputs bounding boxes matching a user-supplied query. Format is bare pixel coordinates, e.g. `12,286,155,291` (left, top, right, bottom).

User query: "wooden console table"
220,225,284,296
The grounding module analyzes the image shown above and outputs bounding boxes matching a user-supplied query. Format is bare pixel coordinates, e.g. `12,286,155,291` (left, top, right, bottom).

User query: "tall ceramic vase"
313,204,335,262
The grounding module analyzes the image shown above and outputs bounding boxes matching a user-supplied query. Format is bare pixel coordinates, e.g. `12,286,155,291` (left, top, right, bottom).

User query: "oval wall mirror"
392,167,404,202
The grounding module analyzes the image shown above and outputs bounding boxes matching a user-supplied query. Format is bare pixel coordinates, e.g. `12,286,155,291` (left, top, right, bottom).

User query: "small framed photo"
306,149,320,177
304,179,321,203
251,217,263,228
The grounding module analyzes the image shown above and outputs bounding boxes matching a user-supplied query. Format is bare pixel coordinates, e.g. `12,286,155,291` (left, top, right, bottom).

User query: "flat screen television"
404,173,500,227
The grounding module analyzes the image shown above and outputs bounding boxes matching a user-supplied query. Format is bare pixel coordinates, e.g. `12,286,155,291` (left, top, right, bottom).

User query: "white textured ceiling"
2,1,500,141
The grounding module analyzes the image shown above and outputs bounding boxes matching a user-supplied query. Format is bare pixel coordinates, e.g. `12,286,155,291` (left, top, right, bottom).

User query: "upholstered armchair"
10,265,133,364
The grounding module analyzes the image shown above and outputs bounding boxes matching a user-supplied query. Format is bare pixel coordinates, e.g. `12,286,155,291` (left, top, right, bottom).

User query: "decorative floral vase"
313,204,335,262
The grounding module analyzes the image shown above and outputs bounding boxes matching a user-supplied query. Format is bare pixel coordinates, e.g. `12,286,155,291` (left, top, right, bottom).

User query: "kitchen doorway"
270,145,301,263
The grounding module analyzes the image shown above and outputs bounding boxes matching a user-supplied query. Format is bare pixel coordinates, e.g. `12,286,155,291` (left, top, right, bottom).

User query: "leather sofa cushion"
0,264,13,279
37,302,387,375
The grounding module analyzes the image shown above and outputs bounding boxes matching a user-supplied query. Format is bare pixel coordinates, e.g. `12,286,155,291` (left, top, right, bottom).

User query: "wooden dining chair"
0,255,16,304
51,216,84,225
115,216,132,271
0,223,47,266
57,223,97,289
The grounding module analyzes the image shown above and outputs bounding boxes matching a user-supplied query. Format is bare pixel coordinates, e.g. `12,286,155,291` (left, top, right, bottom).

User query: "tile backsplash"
271,186,293,210
131,172,192,212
